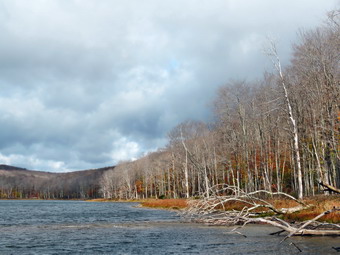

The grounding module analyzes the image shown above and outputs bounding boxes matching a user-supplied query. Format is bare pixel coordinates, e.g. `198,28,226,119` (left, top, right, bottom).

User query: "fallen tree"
319,182,340,194
182,184,340,238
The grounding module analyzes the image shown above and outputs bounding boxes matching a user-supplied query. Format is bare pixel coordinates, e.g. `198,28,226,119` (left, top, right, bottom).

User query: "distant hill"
0,164,114,199
0,164,28,171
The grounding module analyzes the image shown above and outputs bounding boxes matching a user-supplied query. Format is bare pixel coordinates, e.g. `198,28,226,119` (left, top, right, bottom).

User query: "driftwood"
319,181,340,194
182,184,340,239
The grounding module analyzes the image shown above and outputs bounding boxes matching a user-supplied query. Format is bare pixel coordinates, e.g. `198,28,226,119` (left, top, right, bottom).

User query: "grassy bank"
86,198,188,210
140,199,188,210
201,195,340,223
86,196,339,223
282,195,340,223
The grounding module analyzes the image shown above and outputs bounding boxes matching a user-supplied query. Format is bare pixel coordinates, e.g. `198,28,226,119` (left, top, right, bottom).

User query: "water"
0,200,338,254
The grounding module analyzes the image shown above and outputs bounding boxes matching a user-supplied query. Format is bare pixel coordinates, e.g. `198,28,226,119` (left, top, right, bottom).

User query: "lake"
0,200,338,254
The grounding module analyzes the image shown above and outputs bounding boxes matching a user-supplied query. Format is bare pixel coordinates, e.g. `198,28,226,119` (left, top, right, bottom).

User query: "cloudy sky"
0,0,337,172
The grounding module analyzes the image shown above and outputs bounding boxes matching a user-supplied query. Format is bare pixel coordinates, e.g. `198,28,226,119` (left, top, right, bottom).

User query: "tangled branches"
182,184,340,237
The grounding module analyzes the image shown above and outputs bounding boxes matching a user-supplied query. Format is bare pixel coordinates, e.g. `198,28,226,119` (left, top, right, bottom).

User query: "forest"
100,10,339,201
0,164,110,199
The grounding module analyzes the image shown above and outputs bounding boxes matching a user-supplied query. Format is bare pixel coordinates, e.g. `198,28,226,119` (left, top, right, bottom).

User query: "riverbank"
282,195,339,223
86,198,187,210
211,195,340,223
86,196,339,223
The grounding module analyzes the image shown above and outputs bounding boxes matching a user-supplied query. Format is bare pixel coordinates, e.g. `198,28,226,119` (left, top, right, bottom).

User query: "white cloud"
108,137,141,163
0,0,337,171
0,152,68,172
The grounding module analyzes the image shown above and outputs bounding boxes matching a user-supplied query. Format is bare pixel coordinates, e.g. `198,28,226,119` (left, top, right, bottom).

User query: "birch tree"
266,42,304,199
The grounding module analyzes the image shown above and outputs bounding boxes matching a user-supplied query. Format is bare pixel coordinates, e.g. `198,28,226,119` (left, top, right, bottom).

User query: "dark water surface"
0,200,338,254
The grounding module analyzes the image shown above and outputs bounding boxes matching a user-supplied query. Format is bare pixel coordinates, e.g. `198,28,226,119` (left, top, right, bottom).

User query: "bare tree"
266,41,304,199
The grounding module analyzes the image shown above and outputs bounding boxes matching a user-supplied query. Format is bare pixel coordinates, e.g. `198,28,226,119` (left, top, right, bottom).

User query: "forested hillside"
100,10,339,200
0,164,112,199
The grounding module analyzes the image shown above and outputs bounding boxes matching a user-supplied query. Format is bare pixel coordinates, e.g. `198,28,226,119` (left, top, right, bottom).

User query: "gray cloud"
0,0,337,171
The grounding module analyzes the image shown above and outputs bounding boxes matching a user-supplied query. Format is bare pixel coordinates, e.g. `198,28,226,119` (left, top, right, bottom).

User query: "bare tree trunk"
184,150,190,198
281,70,303,199
204,160,210,198
268,43,303,199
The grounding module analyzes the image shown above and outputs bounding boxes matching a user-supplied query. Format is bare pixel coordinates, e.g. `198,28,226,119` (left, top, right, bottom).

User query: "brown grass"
223,196,340,223
282,195,340,223
195,195,340,223
86,198,113,202
88,195,339,222
141,199,188,210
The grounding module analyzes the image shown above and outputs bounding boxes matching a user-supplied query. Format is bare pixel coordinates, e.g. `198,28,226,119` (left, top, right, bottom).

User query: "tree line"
100,10,339,200
0,165,110,199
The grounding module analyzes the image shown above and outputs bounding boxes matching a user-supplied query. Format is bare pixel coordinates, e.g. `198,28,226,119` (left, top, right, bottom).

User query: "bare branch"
183,185,340,238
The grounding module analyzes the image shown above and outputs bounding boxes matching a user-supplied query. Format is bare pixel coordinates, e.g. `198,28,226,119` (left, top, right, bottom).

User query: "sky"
0,0,338,172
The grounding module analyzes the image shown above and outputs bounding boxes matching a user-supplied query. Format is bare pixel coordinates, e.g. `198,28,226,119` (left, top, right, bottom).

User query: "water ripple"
0,200,338,254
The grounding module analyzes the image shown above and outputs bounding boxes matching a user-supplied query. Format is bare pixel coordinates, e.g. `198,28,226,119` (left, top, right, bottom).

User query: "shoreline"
85,198,188,210
2,196,339,223
85,197,340,224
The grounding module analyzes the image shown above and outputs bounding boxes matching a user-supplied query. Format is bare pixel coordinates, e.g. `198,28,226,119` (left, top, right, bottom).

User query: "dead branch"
281,207,340,242
182,185,340,237
289,242,302,253
319,182,340,194
270,229,286,235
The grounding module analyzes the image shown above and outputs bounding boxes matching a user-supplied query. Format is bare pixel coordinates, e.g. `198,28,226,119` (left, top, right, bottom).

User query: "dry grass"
221,196,340,223
88,195,339,222
283,195,340,223
86,198,113,202
195,195,340,223
141,199,188,210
